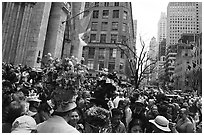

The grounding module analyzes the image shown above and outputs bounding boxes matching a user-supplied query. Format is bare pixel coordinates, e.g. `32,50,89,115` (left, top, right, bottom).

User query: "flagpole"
62,3,95,24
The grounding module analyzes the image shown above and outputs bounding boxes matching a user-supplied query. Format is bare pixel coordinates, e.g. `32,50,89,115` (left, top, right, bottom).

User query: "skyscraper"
157,12,167,44
166,2,202,82
82,2,135,79
167,2,202,47
148,37,158,82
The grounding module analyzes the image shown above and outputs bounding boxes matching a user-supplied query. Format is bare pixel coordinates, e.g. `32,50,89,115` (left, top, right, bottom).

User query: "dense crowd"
2,56,202,133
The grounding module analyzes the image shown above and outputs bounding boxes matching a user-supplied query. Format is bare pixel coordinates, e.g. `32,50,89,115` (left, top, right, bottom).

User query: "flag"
78,28,91,46
79,11,92,33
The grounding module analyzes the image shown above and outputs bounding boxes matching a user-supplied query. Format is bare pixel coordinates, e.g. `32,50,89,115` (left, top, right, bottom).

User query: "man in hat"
37,101,79,133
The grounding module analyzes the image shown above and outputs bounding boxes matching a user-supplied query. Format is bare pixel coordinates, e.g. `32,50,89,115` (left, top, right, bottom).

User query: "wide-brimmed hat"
11,115,37,133
55,101,77,113
149,116,171,132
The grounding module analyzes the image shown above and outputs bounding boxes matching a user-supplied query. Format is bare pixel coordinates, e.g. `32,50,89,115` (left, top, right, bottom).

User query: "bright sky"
132,0,169,46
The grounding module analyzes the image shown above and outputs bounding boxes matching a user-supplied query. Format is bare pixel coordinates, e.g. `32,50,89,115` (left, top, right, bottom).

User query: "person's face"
111,115,121,126
180,109,187,119
152,106,158,114
69,111,80,126
130,125,143,133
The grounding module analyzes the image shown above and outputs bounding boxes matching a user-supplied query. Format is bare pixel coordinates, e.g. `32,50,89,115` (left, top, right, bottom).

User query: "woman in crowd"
175,108,195,133
67,108,84,133
128,118,144,133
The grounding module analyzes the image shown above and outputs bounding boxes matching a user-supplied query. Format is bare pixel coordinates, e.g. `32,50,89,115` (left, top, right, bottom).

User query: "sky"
131,0,169,47
130,0,202,51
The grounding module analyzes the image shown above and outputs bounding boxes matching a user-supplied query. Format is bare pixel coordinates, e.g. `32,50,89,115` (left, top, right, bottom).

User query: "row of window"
87,48,125,59
93,10,128,20
89,33,128,44
169,8,197,12
87,60,124,72
92,2,129,7
91,21,128,32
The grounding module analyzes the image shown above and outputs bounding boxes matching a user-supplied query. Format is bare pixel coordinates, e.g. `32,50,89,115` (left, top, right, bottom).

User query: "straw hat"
149,116,171,132
55,101,77,113
11,115,37,133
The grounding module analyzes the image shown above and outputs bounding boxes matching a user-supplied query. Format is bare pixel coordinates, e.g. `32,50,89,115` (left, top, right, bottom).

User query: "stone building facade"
2,2,70,68
82,2,135,79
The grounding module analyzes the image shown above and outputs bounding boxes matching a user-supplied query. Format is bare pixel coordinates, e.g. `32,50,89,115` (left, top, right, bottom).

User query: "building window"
114,2,119,6
91,22,98,31
123,11,128,20
87,60,94,69
88,47,95,59
102,10,109,19
111,34,118,43
82,47,85,58
112,22,118,31
101,22,108,31
122,23,127,31
104,2,109,7
100,34,106,43
108,62,115,72
113,10,119,18
120,50,125,58
121,36,127,44
93,10,99,18
90,34,97,42
99,48,105,59
85,2,91,8
110,48,117,58
95,2,99,7
125,2,128,7
98,61,105,70
119,63,124,71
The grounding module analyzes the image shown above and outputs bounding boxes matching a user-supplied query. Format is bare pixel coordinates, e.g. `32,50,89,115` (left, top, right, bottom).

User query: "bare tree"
115,36,158,89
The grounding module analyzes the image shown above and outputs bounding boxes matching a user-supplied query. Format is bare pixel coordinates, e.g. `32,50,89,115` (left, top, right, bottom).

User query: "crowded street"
2,56,202,133
2,1,202,133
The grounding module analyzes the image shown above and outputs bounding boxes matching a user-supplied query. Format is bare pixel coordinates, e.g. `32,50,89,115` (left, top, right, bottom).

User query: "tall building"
133,20,137,53
82,2,135,79
157,12,167,44
166,2,202,85
2,2,70,67
148,37,158,82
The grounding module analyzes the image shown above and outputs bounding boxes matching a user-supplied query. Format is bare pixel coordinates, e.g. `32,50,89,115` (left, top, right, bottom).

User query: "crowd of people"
2,55,202,133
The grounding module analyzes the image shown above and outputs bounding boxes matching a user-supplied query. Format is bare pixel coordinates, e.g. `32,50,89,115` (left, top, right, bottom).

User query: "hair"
111,108,123,117
118,100,125,108
128,118,144,132
7,101,24,123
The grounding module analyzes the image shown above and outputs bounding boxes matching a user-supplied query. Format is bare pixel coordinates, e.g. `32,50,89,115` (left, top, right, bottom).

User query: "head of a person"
12,91,26,102
82,90,91,100
148,98,155,107
53,101,77,123
151,105,159,115
67,108,81,127
7,101,24,124
117,100,125,109
179,108,189,120
128,119,144,133
11,115,37,133
111,108,123,126
149,115,171,133
158,104,168,115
